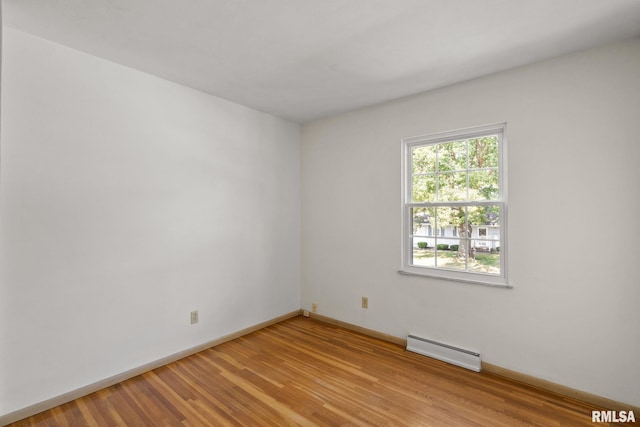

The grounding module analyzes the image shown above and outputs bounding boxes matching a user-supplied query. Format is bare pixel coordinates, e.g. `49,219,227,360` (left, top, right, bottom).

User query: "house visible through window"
401,123,508,286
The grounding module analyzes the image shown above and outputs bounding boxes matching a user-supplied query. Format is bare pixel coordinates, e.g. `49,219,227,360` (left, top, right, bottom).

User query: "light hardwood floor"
9,316,610,426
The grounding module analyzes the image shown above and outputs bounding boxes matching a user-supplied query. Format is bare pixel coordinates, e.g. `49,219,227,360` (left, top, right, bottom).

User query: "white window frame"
399,123,510,288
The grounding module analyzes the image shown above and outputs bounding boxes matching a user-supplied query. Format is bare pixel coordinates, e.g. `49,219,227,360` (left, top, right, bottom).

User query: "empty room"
1,0,639,425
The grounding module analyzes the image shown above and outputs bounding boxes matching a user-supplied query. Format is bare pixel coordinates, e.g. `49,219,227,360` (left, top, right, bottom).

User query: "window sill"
397,270,513,289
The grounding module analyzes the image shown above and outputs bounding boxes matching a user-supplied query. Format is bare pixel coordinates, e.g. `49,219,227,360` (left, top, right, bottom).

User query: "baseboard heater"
407,334,481,372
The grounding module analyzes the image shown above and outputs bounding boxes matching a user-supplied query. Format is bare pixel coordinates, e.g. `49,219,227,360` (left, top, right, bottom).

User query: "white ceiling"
4,0,640,123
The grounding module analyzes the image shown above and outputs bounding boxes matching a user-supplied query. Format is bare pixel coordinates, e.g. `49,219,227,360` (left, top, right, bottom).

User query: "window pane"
437,140,467,172
411,207,435,235
436,206,465,224
435,206,464,233
436,206,470,271
469,169,499,200
435,243,466,271
412,145,436,174
468,136,499,168
470,250,500,275
412,237,435,267
436,206,466,245
412,174,436,202
468,205,501,275
438,172,467,201
468,205,501,229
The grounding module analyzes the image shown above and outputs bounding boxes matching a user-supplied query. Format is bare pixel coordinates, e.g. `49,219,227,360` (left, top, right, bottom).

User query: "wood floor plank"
7,316,621,426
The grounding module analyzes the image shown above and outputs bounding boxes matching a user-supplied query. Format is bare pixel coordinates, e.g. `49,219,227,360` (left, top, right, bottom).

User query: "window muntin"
402,124,507,286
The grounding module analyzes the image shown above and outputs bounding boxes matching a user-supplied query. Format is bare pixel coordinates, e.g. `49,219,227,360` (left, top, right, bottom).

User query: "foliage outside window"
401,123,508,286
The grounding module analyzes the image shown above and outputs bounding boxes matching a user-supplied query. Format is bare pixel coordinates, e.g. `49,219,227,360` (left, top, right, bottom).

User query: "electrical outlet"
312,303,317,313
362,297,368,309
190,310,199,324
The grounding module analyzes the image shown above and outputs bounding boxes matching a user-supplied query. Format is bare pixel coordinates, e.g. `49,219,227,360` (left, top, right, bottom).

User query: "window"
400,123,508,287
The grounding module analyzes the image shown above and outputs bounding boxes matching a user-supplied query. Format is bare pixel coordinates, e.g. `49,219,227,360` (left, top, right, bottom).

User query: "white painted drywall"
301,38,640,406
0,28,300,416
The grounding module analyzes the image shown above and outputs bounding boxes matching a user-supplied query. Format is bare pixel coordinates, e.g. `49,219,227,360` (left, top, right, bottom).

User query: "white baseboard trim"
306,312,407,346
0,310,300,426
481,363,640,413
305,313,640,413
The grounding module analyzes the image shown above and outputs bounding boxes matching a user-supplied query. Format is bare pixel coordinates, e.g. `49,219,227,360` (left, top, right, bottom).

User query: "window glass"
402,124,507,286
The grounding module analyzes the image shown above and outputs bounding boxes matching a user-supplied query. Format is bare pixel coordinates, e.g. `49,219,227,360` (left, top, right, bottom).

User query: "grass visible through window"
412,248,500,274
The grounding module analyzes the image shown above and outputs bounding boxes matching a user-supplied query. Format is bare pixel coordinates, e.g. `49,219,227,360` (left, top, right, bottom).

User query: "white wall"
301,38,640,406
0,27,300,416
